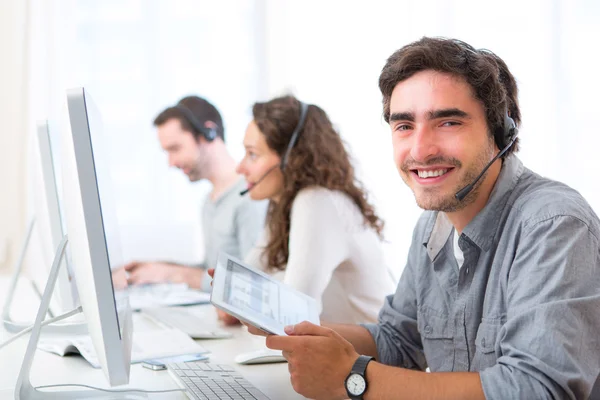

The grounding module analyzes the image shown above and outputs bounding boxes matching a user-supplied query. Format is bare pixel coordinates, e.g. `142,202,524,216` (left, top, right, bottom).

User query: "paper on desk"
38,328,209,368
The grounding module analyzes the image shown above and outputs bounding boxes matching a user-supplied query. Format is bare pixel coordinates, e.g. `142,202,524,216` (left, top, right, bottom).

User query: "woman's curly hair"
253,95,384,270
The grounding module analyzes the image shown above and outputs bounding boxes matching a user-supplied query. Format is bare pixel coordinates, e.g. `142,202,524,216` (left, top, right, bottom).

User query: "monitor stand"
15,235,146,399
2,218,86,335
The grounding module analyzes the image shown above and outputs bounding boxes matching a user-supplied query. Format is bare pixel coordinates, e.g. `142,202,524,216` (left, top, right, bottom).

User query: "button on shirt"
363,155,600,399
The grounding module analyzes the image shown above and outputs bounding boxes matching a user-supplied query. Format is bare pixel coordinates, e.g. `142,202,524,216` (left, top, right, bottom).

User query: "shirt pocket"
472,319,502,371
417,307,453,371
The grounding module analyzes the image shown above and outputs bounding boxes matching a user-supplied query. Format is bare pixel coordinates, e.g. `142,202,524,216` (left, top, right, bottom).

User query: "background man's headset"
174,103,218,142
239,101,309,196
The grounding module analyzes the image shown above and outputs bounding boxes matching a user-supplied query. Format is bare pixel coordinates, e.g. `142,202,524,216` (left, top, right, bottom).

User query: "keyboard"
124,283,211,310
168,361,270,400
143,307,233,339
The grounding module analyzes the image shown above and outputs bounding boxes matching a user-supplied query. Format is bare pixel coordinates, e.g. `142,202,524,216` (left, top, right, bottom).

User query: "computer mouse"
234,348,287,365
187,330,234,340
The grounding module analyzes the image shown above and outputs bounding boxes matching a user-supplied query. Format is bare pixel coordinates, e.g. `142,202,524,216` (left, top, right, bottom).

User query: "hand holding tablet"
211,252,320,336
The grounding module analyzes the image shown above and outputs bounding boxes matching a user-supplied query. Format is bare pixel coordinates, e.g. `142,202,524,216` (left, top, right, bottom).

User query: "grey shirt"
364,155,600,399
198,178,267,291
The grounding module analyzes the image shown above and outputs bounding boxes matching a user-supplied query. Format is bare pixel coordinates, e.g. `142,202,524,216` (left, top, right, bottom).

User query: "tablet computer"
211,252,320,336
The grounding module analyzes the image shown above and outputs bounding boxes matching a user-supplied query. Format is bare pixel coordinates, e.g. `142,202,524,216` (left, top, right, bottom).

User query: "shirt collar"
422,155,524,260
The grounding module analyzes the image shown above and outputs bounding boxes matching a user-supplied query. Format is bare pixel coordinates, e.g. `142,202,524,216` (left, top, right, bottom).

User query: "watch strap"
352,355,374,375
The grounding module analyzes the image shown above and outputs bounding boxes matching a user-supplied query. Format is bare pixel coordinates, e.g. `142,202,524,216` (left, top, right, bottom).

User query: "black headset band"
280,101,309,170
174,103,217,141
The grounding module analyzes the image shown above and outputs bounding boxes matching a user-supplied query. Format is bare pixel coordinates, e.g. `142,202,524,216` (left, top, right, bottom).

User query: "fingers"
112,270,128,290
266,334,300,351
216,309,240,326
207,268,215,288
266,322,332,351
126,273,145,285
284,321,331,337
243,322,270,337
124,261,141,271
221,314,241,326
126,269,154,285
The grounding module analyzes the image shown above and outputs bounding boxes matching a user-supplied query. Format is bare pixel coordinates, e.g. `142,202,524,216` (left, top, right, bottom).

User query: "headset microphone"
454,114,519,201
239,101,309,197
239,164,279,196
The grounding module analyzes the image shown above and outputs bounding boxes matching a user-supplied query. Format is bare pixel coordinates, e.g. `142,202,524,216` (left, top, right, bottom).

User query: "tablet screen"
222,258,316,327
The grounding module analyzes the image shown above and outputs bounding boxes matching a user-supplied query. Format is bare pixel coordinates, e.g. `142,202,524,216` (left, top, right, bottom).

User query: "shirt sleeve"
361,228,427,370
480,215,600,400
235,199,267,260
282,189,349,314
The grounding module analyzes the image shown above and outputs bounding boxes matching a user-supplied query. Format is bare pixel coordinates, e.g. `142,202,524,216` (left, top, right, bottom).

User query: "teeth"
417,169,448,178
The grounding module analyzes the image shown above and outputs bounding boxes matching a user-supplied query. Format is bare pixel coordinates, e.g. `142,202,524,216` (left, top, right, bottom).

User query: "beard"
400,146,495,212
184,156,207,182
186,166,203,182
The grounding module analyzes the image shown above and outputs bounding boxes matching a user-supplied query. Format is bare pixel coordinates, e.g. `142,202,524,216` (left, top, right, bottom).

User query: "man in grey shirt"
116,96,266,293
257,38,600,399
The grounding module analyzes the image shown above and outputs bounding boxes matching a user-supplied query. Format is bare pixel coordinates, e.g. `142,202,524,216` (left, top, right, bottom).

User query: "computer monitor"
61,87,132,386
35,121,79,313
2,121,86,335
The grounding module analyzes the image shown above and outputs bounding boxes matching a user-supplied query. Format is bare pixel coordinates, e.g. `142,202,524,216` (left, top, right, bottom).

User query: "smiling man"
260,38,600,399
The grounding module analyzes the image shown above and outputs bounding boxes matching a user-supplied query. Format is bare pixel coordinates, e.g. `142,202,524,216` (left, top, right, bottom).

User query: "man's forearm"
324,323,378,358
364,363,485,400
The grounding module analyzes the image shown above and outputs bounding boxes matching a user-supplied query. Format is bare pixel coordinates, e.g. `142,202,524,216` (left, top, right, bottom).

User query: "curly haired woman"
232,95,396,325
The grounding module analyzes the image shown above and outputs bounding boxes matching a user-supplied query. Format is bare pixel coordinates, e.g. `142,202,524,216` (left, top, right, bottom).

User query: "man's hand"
124,261,202,288
216,309,241,326
111,267,128,290
266,321,359,400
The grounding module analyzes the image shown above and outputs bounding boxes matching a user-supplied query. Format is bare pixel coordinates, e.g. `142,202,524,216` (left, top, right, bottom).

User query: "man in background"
114,96,267,294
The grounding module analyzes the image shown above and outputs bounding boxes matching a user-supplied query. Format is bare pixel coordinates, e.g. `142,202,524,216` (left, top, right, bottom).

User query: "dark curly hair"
379,37,521,157
253,95,384,271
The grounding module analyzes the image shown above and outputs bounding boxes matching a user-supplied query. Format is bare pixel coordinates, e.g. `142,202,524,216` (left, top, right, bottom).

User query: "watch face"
346,373,366,396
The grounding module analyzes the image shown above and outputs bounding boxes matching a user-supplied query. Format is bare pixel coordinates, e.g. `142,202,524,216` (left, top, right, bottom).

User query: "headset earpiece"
204,126,217,142
504,113,517,140
495,111,517,149
175,104,217,142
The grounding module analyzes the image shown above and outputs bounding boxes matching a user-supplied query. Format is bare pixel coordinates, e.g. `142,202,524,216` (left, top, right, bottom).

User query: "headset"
240,101,309,196
454,112,519,201
448,39,519,201
174,103,218,142
280,101,309,170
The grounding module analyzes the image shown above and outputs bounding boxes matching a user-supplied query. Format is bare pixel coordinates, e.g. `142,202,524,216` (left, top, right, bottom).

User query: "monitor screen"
62,87,132,385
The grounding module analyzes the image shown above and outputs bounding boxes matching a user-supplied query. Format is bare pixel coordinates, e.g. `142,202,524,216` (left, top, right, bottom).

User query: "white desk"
0,275,304,399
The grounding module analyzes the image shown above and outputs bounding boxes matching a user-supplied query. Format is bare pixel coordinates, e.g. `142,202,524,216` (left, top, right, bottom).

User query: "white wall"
0,0,30,270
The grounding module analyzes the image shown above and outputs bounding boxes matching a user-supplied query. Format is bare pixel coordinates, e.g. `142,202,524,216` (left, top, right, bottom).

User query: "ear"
204,120,217,130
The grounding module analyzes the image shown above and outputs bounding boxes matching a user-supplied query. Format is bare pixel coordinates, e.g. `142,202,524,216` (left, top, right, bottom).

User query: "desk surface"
0,275,304,399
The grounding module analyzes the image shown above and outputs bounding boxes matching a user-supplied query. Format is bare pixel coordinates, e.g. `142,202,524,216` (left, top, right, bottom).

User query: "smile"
410,167,455,183
417,169,448,178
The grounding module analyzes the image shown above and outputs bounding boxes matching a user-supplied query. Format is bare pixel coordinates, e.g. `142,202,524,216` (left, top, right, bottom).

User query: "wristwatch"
345,355,374,399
